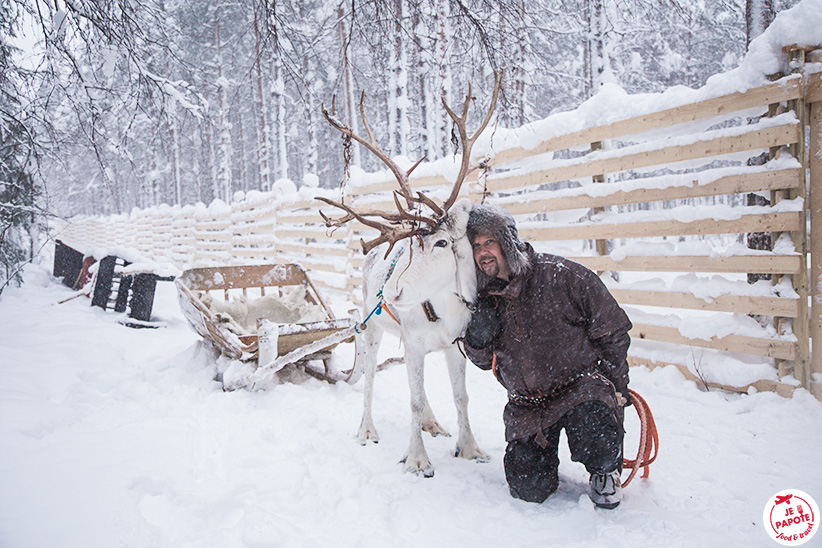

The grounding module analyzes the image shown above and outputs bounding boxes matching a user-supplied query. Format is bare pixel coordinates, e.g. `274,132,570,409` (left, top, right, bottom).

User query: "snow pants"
504,400,623,503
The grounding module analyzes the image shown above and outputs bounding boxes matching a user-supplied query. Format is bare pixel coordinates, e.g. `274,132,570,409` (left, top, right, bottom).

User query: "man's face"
472,233,510,280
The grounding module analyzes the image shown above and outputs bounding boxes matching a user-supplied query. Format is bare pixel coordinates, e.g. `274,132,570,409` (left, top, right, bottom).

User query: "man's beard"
479,257,500,278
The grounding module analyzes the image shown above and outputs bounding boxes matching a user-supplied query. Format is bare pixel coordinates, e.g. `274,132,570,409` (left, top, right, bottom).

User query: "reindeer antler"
319,69,503,257
321,94,424,209
440,69,503,213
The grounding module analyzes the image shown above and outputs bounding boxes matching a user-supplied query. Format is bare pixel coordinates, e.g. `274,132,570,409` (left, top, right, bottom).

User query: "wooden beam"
275,227,342,239
232,222,275,235
277,259,341,274
612,288,799,317
231,206,277,223
351,174,453,197
230,247,277,257
275,243,350,257
628,356,796,398
488,123,801,193
278,198,324,210
566,254,802,275
808,72,822,103
809,76,822,399
629,323,796,360
340,192,474,213
194,219,232,230
503,168,803,215
491,76,802,167
277,213,326,224
520,211,803,241
194,232,232,241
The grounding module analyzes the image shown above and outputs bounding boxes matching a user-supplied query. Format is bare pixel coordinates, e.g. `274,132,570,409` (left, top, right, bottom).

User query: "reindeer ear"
449,199,472,238
454,198,472,213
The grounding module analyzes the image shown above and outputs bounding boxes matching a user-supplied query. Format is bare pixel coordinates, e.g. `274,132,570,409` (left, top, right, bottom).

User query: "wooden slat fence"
54,52,822,400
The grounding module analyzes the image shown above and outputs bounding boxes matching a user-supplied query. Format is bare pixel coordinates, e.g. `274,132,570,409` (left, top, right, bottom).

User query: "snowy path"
1,262,820,548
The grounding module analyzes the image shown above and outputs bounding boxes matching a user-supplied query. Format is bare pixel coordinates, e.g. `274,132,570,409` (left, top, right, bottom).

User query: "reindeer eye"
434,239,448,248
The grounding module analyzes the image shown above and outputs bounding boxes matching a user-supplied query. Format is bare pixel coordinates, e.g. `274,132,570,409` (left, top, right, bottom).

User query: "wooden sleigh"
175,263,358,388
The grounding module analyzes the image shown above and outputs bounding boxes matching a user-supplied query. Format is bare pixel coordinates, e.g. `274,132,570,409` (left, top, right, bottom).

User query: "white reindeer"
319,71,502,476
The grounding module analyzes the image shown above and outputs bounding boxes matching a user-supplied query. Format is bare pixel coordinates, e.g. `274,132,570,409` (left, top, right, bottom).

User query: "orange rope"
379,302,401,326
621,388,659,488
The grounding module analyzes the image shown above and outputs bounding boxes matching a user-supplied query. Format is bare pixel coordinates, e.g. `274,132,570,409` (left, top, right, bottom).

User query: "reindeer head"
318,70,503,260
373,198,476,311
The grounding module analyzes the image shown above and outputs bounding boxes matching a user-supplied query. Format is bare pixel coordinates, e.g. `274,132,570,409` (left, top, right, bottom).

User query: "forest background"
0,0,801,291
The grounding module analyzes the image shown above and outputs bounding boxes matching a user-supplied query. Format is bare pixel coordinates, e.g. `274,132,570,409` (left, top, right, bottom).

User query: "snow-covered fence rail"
57,189,353,296
54,50,822,400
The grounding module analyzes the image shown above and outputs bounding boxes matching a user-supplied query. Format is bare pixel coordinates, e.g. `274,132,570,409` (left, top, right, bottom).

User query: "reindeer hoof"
357,420,379,445
358,438,379,446
357,430,379,445
400,457,435,477
455,446,491,463
422,420,450,438
409,464,435,478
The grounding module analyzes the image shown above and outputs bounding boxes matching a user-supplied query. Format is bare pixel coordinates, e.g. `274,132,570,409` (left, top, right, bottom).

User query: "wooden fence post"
591,141,608,265
807,50,822,400
772,46,811,386
786,47,810,390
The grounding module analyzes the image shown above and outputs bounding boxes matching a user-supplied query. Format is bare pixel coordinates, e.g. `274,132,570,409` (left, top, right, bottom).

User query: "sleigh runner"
175,263,358,388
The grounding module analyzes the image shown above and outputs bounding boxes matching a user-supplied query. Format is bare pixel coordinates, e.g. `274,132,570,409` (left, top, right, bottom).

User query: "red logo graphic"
763,490,819,546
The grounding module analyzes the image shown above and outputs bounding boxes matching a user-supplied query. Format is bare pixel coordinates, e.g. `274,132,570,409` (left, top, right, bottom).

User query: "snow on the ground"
1,257,821,548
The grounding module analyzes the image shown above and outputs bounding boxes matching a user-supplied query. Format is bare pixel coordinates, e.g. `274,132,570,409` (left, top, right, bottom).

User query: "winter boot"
589,470,622,509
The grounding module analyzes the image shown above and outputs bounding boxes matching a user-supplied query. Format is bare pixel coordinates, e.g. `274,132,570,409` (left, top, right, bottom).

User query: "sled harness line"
490,353,658,489
356,247,405,333
355,301,401,333
621,388,658,488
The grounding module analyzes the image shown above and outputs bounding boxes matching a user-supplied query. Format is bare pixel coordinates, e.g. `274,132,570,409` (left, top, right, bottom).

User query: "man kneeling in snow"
462,204,633,509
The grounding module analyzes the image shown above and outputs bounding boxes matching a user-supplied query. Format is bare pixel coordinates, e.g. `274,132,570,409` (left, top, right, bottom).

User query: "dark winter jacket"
464,244,632,443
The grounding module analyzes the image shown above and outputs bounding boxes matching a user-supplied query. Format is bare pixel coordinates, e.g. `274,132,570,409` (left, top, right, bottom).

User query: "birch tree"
213,10,232,201
746,0,775,48
430,0,452,159
336,0,361,167
388,0,409,158
253,8,271,191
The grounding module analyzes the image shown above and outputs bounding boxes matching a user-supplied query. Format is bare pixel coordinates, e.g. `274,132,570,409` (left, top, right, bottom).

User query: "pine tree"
0,3,42,294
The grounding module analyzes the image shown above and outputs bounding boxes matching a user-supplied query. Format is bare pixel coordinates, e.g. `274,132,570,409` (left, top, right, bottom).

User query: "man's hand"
616,385,632,407
465,295,502,349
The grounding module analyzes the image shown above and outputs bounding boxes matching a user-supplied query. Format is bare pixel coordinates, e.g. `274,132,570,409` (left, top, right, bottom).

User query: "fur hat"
466,203,531,287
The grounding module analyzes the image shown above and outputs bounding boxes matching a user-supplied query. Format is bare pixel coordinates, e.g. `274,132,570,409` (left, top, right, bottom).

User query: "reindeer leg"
401,352,434,477
356,325,381,444
445,347,490,462
421,394,451,437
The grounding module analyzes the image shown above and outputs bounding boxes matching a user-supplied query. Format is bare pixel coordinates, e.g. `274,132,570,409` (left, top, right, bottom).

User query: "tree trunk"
389,0,408,157
337,1,360,167
272,55,288,182
302,55,318,178
167,100,183,206
214,12,232,201
409,0,425,159
585,0,607,98
433,0,451,158
511,0,528,127
746,0,775,49
253,11,271,191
